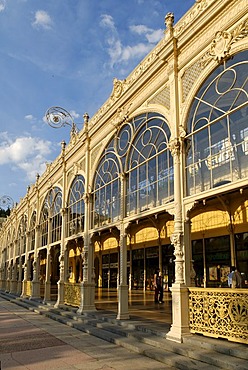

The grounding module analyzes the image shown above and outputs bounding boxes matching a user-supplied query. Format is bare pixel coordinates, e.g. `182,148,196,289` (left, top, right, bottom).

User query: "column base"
77,282,96,314
166,283,191,343
17,281,22,295
54,281,64,308
43,282,51,302
10,280,17,295
30,281,40,299
117,284,129,320
21,280,27,298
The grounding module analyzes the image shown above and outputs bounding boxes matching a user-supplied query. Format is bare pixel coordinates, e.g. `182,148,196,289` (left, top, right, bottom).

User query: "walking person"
154,269,164,303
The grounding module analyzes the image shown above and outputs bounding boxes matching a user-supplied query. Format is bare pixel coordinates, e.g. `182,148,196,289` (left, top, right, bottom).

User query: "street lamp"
0,195,14,210
45,106,79,135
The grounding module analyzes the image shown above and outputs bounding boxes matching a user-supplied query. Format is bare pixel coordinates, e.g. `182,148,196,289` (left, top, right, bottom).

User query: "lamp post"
0,195,14,211
45,106,80,134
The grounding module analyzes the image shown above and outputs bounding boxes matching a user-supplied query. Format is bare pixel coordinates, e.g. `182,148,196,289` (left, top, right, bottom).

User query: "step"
1,291,247,370
183,335,248,361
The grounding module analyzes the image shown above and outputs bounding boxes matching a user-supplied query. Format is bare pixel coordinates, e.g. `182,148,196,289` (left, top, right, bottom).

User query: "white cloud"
32,10,53,30
25,114,35,121
130,25,150,35
70,110,80,119
100,14,121,67
100,14,115,30
0,135,53,181
146,29,164,43
121,43,153,62
0,0,6,12
130,25,163,43
100,14,163,68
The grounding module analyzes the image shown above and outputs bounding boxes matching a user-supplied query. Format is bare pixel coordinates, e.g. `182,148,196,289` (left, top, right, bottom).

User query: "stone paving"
0,297,175,370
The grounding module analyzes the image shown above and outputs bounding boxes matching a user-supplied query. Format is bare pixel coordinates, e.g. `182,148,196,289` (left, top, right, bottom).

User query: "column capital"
83,192,91,203
168,138,181,157
116,221,130,235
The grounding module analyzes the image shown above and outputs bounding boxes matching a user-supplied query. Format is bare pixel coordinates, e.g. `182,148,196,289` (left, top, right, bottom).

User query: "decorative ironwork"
189,288,248,344
64,282,81,307
45,106,79,134
26,281,32,297
0,195,14,210
22,280,32,297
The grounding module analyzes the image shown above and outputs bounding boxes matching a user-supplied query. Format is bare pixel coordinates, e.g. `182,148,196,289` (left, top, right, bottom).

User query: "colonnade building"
0,0,248,344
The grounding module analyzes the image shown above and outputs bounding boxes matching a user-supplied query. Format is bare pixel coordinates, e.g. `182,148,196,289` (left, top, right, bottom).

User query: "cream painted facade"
0,0,248,344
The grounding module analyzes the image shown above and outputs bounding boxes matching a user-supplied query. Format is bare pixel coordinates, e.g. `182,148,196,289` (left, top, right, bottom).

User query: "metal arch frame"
92,112,172,225
186,55,248,195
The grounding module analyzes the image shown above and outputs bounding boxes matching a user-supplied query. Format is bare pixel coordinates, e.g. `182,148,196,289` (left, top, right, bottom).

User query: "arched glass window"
186,51,248,195
17,215,27,255
92,112,172,226
67,175,85,236
92,144,121,227
40,187,62,246
50,188,62,243
40,201,49,247
6,231,12,259
125,114,172,214
29,211,36,251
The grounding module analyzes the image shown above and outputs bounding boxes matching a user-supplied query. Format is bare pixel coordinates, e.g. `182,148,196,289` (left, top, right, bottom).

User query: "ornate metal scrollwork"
45,106,79,134
189,288,248,344
0,195,14,210
64,283,81,307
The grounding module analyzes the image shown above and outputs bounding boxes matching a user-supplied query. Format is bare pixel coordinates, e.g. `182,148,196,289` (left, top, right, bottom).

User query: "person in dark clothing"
154,269,164,303
232,267,243,288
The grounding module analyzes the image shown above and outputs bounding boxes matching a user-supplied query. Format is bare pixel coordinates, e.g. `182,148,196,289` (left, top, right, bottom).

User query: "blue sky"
0,0,195,207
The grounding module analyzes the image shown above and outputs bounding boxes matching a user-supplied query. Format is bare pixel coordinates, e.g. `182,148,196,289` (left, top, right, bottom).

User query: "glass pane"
186,51,248,195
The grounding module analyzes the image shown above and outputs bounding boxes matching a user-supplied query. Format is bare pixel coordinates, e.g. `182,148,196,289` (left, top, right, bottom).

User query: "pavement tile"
0,296,173,369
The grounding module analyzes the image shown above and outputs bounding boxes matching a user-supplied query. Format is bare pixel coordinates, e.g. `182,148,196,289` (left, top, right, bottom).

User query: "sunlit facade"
0,0,248,344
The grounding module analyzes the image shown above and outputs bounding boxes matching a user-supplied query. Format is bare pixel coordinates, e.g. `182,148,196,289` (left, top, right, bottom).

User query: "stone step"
1,292,247,370
183,335,248,361
57,306,248,366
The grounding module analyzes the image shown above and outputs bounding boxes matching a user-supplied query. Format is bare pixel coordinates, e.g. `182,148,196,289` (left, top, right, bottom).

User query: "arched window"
92,112,172,226
40,201,49,247
186,51,248,195
125,114,172,214
50,188,62,243
40,187,62,246
6,231,12,259
29,211,36,251
92,144,121,227
17,215,27,255
67,175,85,236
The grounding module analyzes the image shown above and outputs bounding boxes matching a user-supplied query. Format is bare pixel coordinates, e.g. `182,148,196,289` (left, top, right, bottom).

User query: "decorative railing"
64,283,81,307
26,280,32,297
189,288,248,345
22,280,32,297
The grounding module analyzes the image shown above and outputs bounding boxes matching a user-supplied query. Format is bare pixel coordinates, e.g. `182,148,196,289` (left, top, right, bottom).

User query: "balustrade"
64,282,81,307
189,288,248,344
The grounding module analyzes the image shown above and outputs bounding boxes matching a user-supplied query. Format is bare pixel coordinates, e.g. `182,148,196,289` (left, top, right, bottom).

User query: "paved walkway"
94,288,172,328
0,296,174,370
